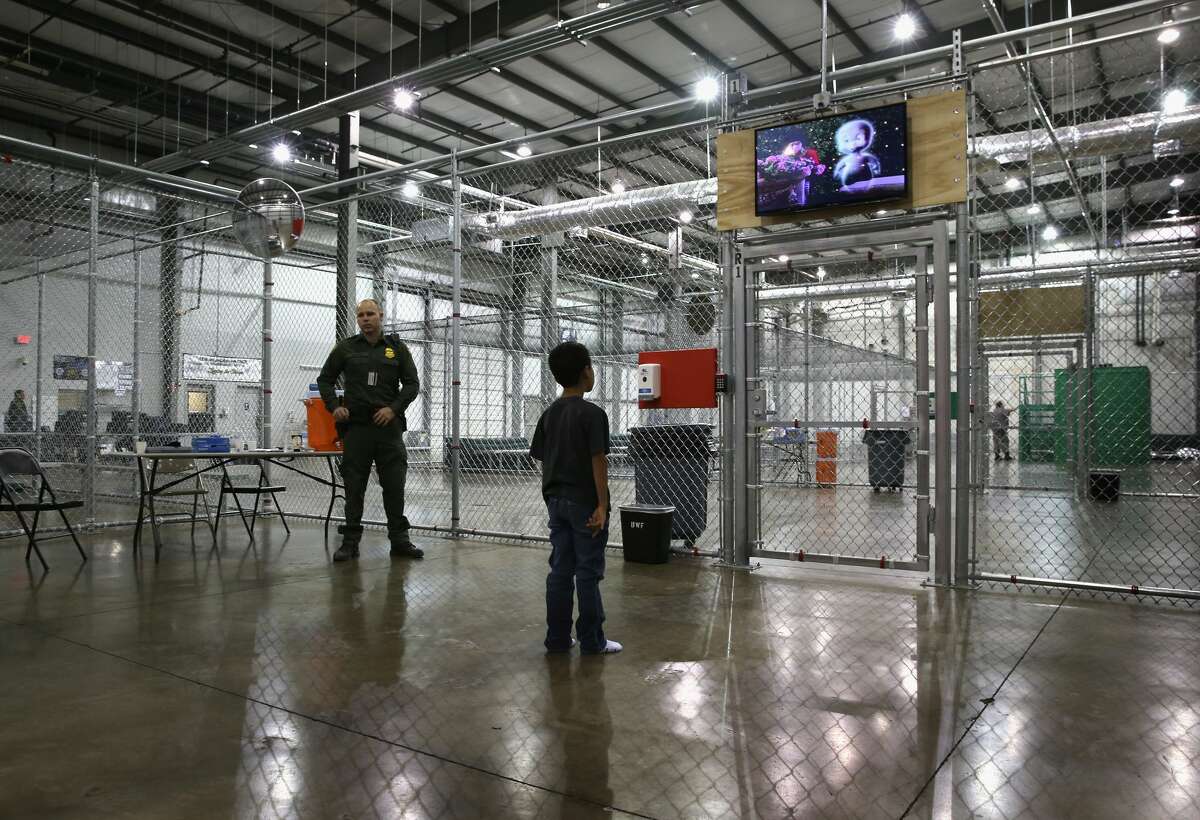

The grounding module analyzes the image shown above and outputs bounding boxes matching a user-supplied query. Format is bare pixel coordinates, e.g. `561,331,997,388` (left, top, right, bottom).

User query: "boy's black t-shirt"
530,396,610,508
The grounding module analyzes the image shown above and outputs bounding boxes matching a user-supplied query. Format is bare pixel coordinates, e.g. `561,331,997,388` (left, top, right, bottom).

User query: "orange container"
815,431,838,458
815,460,837,485
304,398,343,451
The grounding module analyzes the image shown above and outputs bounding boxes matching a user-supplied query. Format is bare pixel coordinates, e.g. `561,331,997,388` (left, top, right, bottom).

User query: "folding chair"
135,458,217,558
215,459,290,543
0,448,87,571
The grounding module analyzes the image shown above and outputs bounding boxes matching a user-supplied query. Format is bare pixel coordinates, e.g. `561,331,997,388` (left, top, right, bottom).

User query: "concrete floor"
2,521,1198,819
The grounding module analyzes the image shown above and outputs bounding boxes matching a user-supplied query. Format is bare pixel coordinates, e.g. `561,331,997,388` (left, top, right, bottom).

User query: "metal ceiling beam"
138,1,708,172
231,0,377,60
653,17,733,75
529,55,631,109
818,0,873,57
590,36,690,98
351,0,424,37
721,0,813,73
96,0,324,83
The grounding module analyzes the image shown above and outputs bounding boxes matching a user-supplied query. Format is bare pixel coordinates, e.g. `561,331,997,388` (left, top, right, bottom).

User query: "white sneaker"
583,639,622,655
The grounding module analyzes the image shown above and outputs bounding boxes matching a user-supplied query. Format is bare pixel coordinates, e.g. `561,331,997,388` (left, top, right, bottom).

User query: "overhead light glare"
678,209,694,224
248,143,258,150
1167,206,1181,216
516,143,533,158
272,143,291,164
402,181,420,198
610,179,626,195
199,159,210,166
695,76,720,102
1163,88,1189,115
1169,176,1185,188
1041,224,1059,241
1026,203,1041,215
394,88,416,111
816,266,827,281
1005,177,1021,190
894,13,916,41
1158,27,1180,45
778,254,789,263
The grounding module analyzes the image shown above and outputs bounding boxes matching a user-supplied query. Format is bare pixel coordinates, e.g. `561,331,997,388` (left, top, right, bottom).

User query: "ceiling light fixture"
778,254,789,263
1005,177,1021,190
394,88,416,111
1167,206,1181,216
248,143,258,150
1169,176,1185,188
1162,88,1189,115
695,76,720,102
1041,224,1060,241
516,143,533,158
199,159,210,166
1026,203,1041,215
597,1,612,8
610,179,626,195
816,266,827,281
1157,27,1180,44
272,143,291,164
894,13,916,41
678,209,694,224
402,181,420,198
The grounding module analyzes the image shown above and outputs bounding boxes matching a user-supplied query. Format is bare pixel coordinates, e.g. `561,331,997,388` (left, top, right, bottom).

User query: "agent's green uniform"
317,333,419,549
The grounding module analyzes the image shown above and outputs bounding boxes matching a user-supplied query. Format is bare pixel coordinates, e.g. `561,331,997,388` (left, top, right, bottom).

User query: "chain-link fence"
967,18,1199,600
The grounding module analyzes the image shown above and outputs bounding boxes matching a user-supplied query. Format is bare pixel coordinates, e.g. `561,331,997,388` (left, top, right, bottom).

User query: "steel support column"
932,219,953,585
336,112,360,341
954,203,972,584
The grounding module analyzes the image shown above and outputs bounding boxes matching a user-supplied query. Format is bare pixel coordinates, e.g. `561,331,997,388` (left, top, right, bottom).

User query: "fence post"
34,259,44,460
262,258,273,453
450,151,462,536
718,232,736,564
85,172,99,526
954,202,972,585
933,218,953,585
131,243,141,456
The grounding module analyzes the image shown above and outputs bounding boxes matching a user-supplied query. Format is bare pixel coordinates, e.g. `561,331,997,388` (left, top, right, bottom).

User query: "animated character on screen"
756,139,827,206
833,119,882,189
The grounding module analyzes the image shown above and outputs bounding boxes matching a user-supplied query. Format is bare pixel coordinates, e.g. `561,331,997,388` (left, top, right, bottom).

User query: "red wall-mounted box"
637,348,718,409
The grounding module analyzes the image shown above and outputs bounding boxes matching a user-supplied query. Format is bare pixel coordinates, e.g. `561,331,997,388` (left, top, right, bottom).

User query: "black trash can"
864,428,906,491
620,505,675,564
1088,470,1121,502
631,425,712,546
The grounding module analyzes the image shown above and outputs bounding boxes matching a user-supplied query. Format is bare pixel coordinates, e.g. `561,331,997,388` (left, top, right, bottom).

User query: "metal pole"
731,257,750,566
914,249,931,570
745,267,761,557
262,259,273,451
450,151,463,536
132,242,141,457
719,233,736,565
954,204,971,584
819,0,830,99
34,260,43,459
932,219,952,585
421,288,434,440
85,174,99,526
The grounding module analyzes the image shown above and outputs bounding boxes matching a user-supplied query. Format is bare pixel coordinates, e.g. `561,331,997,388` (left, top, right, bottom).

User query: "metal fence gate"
731,218,956,579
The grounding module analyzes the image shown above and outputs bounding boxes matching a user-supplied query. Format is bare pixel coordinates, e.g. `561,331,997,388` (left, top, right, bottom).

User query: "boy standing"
530,342,622,655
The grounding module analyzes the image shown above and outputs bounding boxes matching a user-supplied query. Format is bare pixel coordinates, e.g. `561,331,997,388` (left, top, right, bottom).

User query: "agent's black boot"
333,524,363,562
390,530,424,560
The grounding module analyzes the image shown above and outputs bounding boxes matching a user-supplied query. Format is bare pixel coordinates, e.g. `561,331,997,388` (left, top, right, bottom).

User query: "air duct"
972,106,1200,166
465,179,716,239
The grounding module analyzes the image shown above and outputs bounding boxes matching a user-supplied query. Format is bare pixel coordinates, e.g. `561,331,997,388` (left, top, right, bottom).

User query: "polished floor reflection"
1,523,1197,818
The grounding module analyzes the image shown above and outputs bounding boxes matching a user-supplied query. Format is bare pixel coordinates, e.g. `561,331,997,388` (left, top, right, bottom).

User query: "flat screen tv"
754,102,909,216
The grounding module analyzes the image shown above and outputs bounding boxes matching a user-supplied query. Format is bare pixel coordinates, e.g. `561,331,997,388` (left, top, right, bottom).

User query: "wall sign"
183,353,263,383
53,355,133,392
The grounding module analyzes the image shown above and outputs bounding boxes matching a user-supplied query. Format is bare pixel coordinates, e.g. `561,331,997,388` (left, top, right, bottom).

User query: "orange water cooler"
303,398,343,452
814,431,838,485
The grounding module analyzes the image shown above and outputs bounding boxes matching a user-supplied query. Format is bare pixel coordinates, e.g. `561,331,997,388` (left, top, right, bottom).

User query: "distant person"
530,342,621,656
317,299,423,562
989,401,1015,461
5,389,32,433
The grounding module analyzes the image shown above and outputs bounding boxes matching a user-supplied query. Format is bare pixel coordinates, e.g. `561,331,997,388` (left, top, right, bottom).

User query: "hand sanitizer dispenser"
638,363,661,401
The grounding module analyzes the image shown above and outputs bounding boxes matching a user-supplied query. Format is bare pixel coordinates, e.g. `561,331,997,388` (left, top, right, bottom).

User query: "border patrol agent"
317,298,423,561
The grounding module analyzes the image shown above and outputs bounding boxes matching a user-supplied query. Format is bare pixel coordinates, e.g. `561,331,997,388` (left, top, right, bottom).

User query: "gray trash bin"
631,424,712,547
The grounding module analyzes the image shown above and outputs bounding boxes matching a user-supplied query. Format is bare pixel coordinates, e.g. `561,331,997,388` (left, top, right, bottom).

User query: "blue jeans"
545,497,608,653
